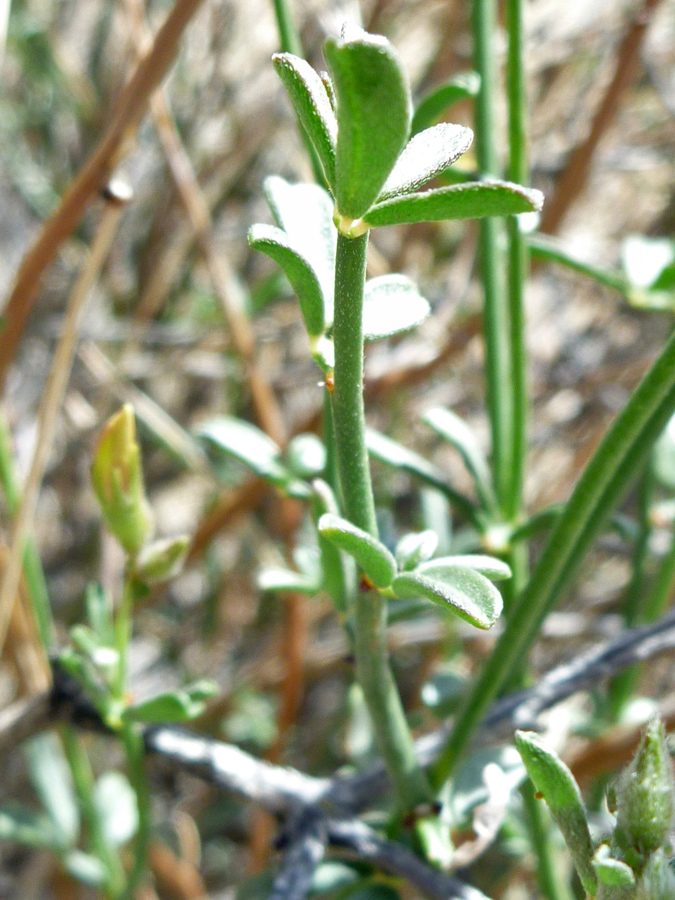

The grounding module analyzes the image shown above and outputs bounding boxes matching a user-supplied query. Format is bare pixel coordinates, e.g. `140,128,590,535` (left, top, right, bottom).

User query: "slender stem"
522,783,574,900
433,326,675,786
272,0,302,57
62,726,126,899
473,0,511,511
120,723,152,900
331,231,431,809
528,233,630,294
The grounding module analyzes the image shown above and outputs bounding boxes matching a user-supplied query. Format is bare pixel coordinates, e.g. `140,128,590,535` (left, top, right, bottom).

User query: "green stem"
120,723,152,900
331,231,431,809
528,233,630,295
433,325,675,786
522,782,574,900
62,726,126,899
473,0,511,510
505,0,529,523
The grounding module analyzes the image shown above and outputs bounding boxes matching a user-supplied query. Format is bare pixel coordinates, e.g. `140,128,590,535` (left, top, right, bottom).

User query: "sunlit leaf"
93,772,138,847
123,681,218,724
365,180,544,228
392,565,502,629
417,555,511,582
318,513,396,588
395,530,438,571
324,27,411,219
362,274,430,340
258,566,320,594
25,734,79,848
515,731,597,897
378,123,473,200
272,53,337,186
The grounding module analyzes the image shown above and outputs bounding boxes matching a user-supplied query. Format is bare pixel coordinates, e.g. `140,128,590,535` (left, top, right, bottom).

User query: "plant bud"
131,535,190,585
91,405,153,556
614,718,674,862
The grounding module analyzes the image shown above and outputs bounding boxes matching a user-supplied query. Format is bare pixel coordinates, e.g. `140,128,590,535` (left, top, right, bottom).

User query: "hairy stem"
332,231,431,809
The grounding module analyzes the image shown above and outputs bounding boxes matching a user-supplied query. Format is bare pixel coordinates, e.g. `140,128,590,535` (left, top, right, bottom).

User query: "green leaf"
362,274,430,340
592,846,635,887
447,745,525,827
418,555,511,581
284,433,326,479
324,26,411,220
318,513,397,588
395,530,438,571
312,479,353,612
378,123,473,200
62,850,108,887
257,566,320,594
365,428,477,521
392,566,502,629
124,680,218,724
25,734,79,848
263,176,336,319
411,72,481,135
423,406,496,510
0,802,59,850
421,668,467,717
93,772,138,847
70,624,118,672
249,224,326,338
365,180,544,228
272,53,337,186
514,731,597,897
197,417,308,497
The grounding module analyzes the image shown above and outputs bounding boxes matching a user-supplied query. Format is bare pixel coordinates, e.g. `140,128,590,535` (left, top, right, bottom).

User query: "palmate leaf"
324,26,411,220
363,274,430,340
318,513,397,588
249,224,326,337
378,123,473,201
392,564,502,629
272,53,337,187
365,180,544,228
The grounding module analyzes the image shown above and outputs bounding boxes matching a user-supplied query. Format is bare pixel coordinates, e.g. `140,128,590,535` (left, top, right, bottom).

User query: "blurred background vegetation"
0,0,674,897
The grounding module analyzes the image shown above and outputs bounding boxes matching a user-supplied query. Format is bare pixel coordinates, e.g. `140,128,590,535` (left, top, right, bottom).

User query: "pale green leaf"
25,734,79,848
365,180,544,228
593,846,635,887
418,555,511,581
0,802,59,850
249,224,326,337
93,772,138,847
272,53,337,186
258,566,320,594
392,566,502,629
63,850,108,887
395,530,438,571
515,731,597,897
124,681,217,725
362,274,430,340
324,27,411,219
318,513,396,588
378,123,473,200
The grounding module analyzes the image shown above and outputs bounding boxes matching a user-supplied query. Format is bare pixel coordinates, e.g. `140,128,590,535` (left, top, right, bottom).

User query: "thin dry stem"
540,0,664,234
0,0,207,393
0,197,126,661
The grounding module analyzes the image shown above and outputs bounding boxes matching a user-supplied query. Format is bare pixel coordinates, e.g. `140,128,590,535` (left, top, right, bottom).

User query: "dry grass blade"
0,0,208,392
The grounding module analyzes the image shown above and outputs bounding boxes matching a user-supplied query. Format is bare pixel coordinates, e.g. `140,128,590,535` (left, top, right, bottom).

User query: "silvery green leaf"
378,123,473,200
93,772,138,847
249,224,326,338
365,180,544,228
258,566,321,594
363,274,430,340
284,433,326,479
62,850,108,887
273,53,337,186
395,530,438,571
0,802,59,850
593,846,635,888
418,555,511,582
515,731,597,897
318,513,397,588
25,734,79,848
324,28,411,220
392,566,502,629
263,176,336,322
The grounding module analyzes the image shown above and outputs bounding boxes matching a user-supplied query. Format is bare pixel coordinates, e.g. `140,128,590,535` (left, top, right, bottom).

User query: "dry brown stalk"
0,0,208,393
540,0,665,234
